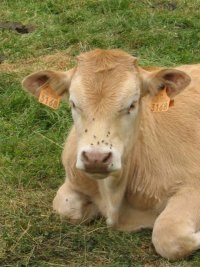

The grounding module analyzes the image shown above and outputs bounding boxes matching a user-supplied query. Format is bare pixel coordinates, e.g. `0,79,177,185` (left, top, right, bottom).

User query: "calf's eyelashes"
119,100,138,115
128,101,137,113
69,100,76,109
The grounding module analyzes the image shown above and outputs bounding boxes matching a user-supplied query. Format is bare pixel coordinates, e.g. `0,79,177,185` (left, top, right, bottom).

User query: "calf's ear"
142,68,191,98
22,68,75,101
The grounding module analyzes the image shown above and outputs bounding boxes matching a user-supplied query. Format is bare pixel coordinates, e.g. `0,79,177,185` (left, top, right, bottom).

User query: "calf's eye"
128,102,136,113
70,101,76,109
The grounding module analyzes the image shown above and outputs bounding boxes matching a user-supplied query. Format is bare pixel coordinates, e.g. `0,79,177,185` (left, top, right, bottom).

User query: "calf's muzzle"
81,150,112,173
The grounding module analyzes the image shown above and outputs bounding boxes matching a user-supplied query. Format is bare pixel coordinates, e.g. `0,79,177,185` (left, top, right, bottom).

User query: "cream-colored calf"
23,49,200,260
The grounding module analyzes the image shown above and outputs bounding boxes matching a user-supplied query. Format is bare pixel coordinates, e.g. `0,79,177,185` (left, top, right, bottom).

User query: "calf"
22,49,200,260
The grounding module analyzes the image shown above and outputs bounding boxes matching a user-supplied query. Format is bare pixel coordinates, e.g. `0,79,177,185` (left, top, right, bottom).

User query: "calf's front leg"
152,187,200,260
99,174,128,227
53,179,99,224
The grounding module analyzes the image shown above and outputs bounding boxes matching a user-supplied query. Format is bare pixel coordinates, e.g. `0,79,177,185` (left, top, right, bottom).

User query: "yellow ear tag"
38,85,60,110
150,88,171,112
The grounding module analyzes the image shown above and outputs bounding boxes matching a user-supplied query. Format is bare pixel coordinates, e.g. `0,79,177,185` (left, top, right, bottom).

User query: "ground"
1,0,200,266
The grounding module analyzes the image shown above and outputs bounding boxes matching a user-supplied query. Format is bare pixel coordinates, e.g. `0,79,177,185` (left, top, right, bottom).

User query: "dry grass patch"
0,50,72,74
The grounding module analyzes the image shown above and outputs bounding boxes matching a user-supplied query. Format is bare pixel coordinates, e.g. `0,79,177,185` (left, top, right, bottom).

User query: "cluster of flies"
84,118,113,150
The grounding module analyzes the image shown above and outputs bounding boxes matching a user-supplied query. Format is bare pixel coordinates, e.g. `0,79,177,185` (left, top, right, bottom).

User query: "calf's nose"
81,151,112,173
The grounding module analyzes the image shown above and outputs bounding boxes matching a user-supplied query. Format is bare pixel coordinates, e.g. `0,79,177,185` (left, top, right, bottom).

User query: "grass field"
1,0,200,266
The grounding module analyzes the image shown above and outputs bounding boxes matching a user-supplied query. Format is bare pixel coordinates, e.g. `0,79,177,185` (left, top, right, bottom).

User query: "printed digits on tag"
53,100,58,109
39,94,45,103
50,99,58,109
48,98,54,108
151,103,158,112
39,91,60,109
44,95,49,105
41,94,49,105
154,103,159,112
159,102,168,112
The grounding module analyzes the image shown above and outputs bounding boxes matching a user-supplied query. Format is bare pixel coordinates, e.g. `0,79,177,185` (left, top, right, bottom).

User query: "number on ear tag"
150,88,171,112
39,85,60,110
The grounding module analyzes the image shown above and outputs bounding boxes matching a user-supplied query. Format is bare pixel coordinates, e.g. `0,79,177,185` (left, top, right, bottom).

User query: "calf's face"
22,49,191,178
69,66,142,176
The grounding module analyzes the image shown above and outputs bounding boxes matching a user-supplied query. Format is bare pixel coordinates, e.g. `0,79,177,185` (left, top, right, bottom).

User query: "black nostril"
82,151,89,163
102,152,112,163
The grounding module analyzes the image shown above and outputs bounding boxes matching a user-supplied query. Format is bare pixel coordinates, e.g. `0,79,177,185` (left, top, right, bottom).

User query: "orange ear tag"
150,88,172,112
38,84,60,110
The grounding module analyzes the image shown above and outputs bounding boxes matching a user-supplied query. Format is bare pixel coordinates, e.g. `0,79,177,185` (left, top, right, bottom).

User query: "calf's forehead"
69,68,141,113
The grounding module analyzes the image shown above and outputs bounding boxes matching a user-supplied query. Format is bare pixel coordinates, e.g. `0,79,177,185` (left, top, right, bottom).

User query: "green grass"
1,0,200,266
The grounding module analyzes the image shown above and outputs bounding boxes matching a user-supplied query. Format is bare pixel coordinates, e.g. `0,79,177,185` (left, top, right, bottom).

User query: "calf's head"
22,49,190,178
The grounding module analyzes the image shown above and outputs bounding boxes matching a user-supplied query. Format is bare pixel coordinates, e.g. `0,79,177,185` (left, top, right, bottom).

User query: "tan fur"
22,49,200,260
